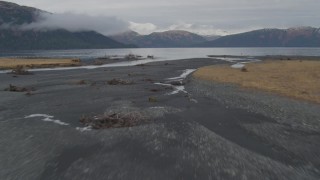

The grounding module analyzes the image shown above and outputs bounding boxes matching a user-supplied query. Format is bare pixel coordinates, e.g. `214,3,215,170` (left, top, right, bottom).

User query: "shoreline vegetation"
0,58,81,70
194,59,320,104
0,54,154,70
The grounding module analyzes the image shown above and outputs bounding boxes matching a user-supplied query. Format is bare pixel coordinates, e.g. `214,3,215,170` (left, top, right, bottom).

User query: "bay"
1,48,320,61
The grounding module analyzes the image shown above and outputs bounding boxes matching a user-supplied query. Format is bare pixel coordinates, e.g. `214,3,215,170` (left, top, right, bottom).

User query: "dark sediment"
0,58,319,180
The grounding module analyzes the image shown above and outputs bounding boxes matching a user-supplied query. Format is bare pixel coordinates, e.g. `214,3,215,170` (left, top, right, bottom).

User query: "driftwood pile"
80,111,146,129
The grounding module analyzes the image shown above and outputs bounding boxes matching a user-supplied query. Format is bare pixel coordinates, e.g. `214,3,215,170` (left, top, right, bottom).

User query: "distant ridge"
197,27,320,47
111,30,207,48
0,29,132,50
1,1,319,49
0,1,133,50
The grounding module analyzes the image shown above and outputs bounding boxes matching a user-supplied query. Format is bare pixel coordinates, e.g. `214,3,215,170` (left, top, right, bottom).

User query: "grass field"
0,58,81,69
194,60,320,103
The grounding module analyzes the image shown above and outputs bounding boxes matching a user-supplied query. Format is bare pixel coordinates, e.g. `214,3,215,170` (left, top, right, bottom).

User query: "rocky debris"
150,89,161,92
136,64,146,67
93,60,104,65
147,55,154,59
107,79,133,85
10,65,33,75
4,84,35,92
76,80,88,85
80,112,147,129
241,67,248,72
143,78,154,83
78,101,181,130
125,54,144,60
148,97,158,102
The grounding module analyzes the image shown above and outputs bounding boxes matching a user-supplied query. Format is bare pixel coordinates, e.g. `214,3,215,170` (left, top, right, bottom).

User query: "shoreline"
0,55,319,71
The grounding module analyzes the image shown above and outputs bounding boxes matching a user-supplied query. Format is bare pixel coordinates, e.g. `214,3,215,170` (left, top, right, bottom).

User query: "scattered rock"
136,64,146,67
80,112,147,129
4,84,35,92
300,91,309,94
148,97,158,102
10,65,33,75
93,60,104,65
147,55,154,59
241,67,248,72
107,79,133,85
150,89,161,92
25,92,34,96
143,78,154,83
76,80,88,85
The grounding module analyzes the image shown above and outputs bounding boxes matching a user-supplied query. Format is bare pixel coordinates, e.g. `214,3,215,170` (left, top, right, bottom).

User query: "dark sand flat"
0,58,319,180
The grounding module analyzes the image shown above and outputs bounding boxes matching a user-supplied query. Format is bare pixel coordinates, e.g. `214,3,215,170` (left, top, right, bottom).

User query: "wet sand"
0,57,319,180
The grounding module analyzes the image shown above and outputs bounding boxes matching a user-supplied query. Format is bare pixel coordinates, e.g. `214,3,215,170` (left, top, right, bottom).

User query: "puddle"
210,56,261,68
167,69,197,80
155,69,196,95
231,63,246,69
76,126,92,132
25,114,69,126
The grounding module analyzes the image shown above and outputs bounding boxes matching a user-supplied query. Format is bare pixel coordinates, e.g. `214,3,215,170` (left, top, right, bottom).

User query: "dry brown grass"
0,58,81,69
193,60,320,103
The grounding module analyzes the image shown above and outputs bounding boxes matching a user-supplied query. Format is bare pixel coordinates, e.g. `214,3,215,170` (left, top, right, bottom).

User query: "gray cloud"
5,0,320,35
18,12,129,35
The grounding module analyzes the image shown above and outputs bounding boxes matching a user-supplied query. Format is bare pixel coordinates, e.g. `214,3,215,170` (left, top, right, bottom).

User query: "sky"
5,0,320,35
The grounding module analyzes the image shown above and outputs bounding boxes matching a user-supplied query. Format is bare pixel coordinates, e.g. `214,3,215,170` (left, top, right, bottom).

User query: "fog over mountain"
0,2,129,36
19,13,129,36
4,0,320,36
0,1,132,50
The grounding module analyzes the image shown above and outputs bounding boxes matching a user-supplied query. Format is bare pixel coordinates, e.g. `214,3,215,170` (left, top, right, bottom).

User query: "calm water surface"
1,48,320,60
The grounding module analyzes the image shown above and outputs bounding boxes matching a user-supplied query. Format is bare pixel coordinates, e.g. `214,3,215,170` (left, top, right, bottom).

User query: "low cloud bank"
1,12,129,35
129,21,229,36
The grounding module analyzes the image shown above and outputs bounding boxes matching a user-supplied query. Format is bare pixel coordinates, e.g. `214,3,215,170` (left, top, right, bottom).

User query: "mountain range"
0,1,132,50
198,27,320,47
112,27,320,48
111,30,208,48
0,0,319,50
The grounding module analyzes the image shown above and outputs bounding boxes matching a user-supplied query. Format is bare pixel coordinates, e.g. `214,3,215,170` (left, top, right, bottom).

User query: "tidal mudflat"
0,57,319,180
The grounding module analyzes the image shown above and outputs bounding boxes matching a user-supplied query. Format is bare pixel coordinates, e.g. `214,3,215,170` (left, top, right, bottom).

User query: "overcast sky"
6,0,320,35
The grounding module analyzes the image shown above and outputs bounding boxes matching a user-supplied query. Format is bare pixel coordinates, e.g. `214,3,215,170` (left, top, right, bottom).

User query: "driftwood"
80,111,146,129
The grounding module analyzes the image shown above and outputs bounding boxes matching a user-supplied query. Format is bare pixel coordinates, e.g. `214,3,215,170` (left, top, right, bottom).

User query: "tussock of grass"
194,60,320,103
